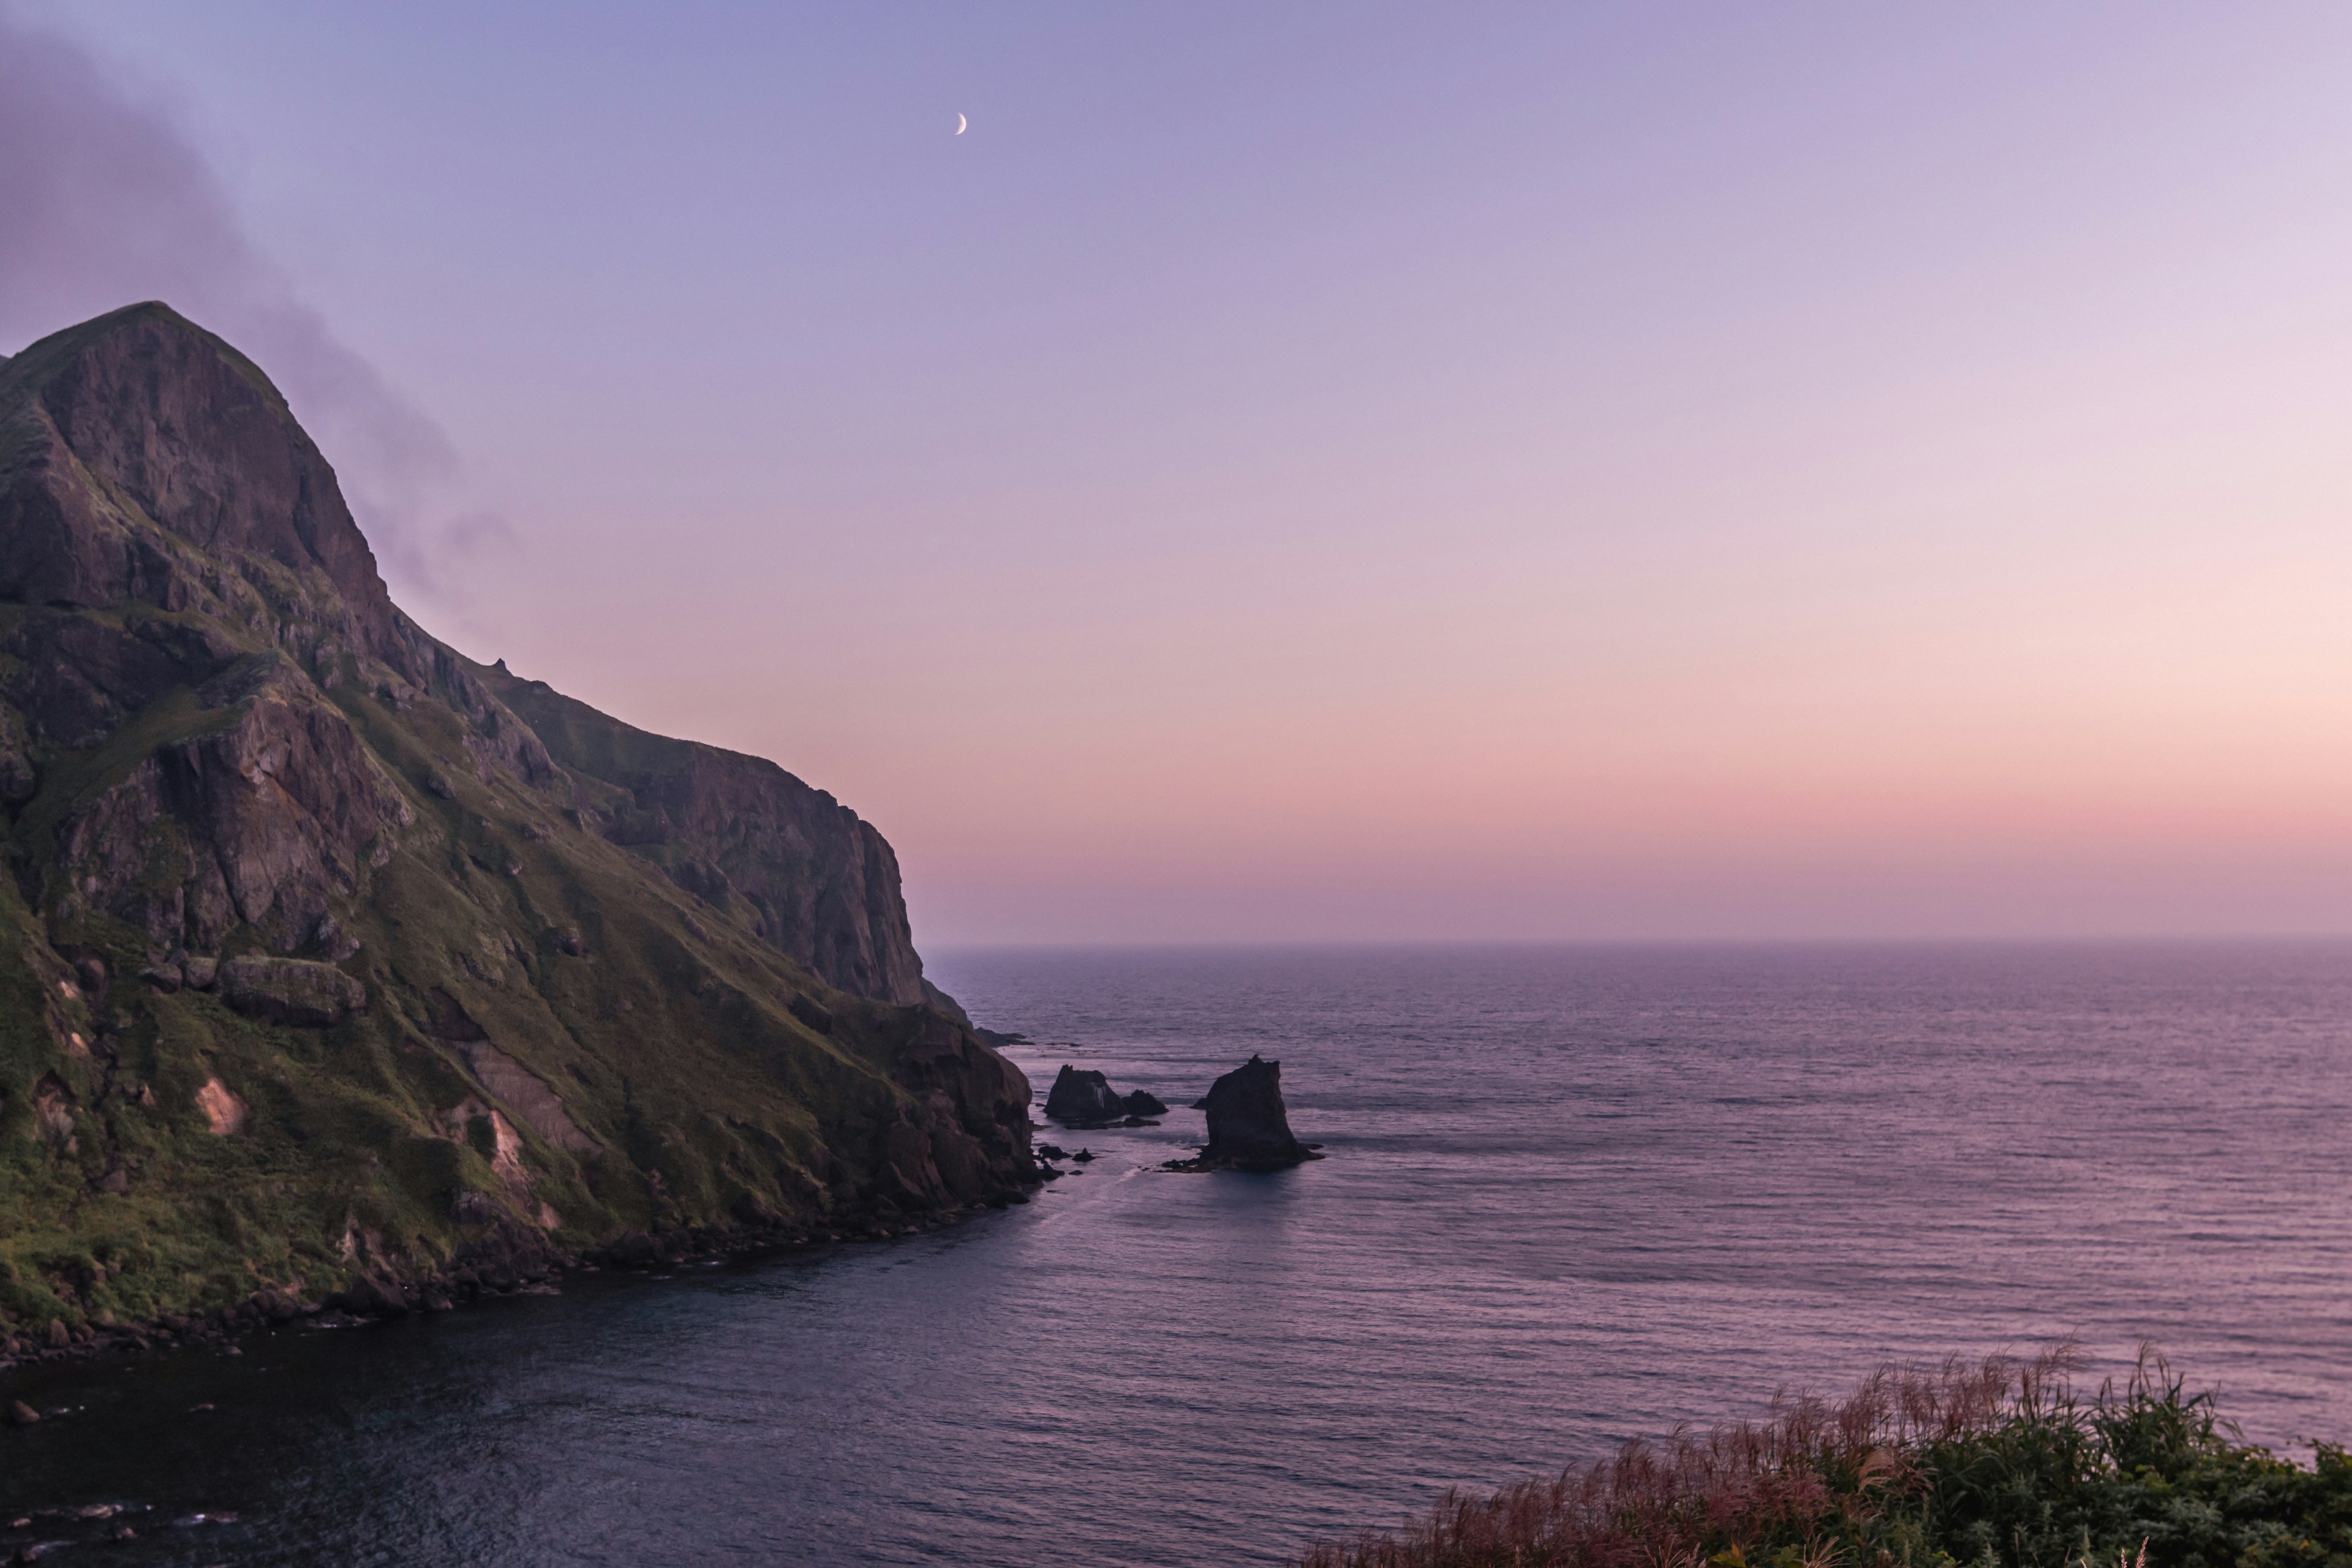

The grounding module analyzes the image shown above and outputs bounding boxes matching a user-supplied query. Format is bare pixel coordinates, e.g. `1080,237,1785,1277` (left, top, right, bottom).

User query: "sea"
5,941,2351,1566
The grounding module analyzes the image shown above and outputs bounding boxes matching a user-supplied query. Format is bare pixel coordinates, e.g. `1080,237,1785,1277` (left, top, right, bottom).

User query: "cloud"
0,10,487,605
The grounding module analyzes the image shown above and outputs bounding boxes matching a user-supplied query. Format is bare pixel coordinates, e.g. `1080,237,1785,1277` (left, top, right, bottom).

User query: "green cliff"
0,303,1036,1348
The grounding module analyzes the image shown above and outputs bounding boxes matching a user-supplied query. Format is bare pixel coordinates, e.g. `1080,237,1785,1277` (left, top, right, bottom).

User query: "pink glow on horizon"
12,2,2352,942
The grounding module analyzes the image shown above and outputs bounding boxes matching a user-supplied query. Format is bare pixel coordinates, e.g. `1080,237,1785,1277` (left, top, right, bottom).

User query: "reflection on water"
6,943,2351,1566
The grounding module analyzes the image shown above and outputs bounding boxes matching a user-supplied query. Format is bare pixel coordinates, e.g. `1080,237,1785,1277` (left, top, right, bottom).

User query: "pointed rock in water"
6,1398,38,1425
1045,1066,1122,1122
1044,1065,1166,1125
1180,1055,1317,1171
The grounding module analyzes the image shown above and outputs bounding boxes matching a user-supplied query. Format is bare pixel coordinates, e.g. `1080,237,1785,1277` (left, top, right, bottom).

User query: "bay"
5,942,2348,1566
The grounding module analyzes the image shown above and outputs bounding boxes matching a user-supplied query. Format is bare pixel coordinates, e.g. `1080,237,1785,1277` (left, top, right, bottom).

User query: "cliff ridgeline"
0,303,1038,1348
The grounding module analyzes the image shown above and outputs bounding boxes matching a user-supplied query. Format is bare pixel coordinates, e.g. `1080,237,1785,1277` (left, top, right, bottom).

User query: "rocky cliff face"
0,303,1034,1342
478,666,930,1006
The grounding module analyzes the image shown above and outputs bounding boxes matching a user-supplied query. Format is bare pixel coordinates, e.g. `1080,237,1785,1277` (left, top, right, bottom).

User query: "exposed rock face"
482,668,933,1006
0,301,397,650
456,1042,598,1155
194,1076,248,1136
1186,1055,1315,1171
873,1011,1039,1210
217,955,366,1027
1044,1065,1167,1125
0,303,1036,1340
788,993,835,1036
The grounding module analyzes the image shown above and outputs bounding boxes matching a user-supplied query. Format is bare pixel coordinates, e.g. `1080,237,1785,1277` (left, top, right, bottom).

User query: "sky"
7,2,2352,944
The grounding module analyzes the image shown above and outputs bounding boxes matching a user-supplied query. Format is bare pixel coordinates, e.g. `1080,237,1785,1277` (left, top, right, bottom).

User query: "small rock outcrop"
1170,1055,1319,1172
1044,1065,1166,1126
216,955,366,1027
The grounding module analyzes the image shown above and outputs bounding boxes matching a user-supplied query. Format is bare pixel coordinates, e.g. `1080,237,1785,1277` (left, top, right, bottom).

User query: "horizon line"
922,931,2352,952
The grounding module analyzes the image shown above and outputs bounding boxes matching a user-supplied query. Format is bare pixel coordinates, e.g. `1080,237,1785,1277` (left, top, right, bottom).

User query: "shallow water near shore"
7,941,2352,1566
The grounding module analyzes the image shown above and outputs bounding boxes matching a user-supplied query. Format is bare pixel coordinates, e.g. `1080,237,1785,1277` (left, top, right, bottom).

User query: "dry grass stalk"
1295,1349,2078,1568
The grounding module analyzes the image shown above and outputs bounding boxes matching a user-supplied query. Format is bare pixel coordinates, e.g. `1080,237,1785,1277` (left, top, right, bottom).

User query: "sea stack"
1044,1065,1169,1125
1181,1055,1318,1171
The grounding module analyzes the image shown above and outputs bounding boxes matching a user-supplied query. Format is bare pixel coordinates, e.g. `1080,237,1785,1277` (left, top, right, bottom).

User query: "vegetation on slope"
1298,1352,2352,1568
0,303,1036,1347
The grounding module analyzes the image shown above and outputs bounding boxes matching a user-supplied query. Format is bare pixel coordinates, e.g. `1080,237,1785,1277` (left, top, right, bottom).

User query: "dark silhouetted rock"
1044,1065,1168,1126
1173,1055,1319,1172
6,1398,38,1425
335,1273,410,1317
1045,1066,1122,1121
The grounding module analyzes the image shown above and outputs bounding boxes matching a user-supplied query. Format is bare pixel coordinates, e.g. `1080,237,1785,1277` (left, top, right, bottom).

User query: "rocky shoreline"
2,1034,1322,1395
0,1185,1038,1396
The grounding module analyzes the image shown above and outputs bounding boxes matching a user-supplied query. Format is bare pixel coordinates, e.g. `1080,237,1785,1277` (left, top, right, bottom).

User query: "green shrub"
1298,1351,2352,1568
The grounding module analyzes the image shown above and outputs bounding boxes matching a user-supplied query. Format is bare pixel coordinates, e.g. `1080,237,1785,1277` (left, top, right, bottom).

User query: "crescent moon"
956,114,967,135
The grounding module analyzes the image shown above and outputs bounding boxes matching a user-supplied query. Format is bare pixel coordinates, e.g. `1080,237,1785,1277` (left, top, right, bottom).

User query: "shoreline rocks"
0,1191,1036,1391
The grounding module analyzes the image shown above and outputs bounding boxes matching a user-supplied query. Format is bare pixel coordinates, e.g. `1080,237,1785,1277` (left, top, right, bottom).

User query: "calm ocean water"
6,942,2351,1566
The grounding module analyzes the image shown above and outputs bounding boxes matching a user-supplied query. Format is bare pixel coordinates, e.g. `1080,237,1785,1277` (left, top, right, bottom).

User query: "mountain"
0,303,1036,1345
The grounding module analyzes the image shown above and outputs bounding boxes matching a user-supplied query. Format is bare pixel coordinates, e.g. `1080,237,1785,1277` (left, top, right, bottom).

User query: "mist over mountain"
0,15,481,605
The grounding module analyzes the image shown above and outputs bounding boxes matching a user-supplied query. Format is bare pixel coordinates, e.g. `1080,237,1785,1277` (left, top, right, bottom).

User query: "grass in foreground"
1297,1351,2352,1568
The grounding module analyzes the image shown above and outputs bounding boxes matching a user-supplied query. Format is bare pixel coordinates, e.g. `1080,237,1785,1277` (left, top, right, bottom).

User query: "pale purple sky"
9,3,2352,943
